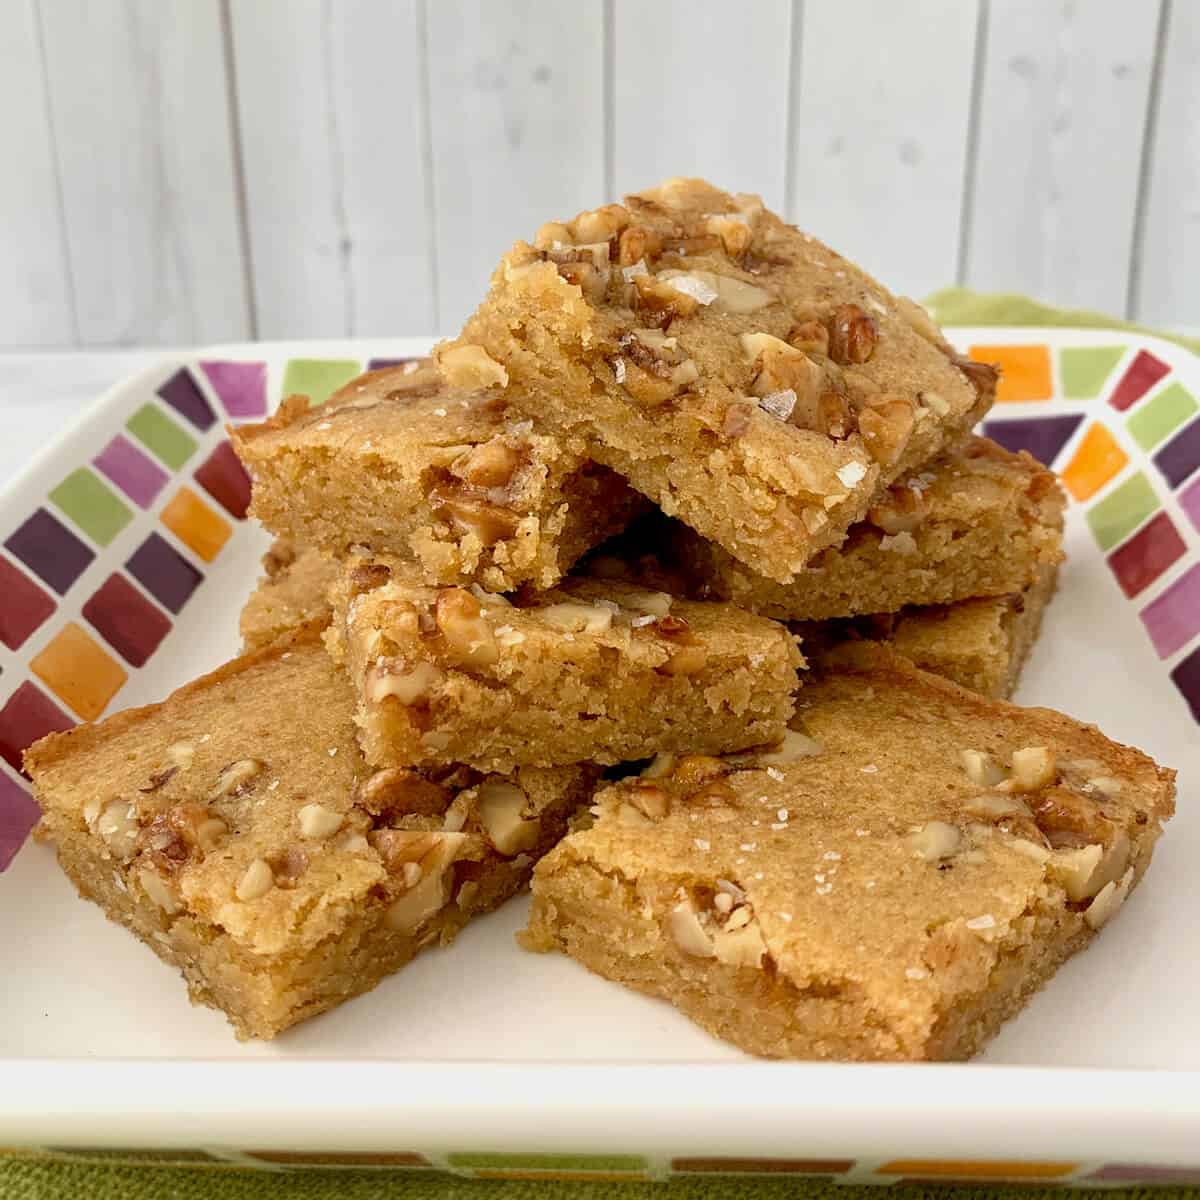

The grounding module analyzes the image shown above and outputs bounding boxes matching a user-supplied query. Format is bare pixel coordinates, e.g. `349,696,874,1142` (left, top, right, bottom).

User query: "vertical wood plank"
1134,1,1200,326
963,0,1161,316
611,0,792,207
38,0,250,345
230,0,437,338
788,0,979,297
0,0,75,347
426,0,607,332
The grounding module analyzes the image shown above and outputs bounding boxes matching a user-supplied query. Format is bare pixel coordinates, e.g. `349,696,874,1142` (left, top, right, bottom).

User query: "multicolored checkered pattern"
0,353,410,873
976,337,1200,727
2,335,1199,885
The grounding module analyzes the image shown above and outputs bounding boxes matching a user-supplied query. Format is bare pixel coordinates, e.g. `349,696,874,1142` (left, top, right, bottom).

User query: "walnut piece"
960,749,1008,789
828,304,878,364
96,800,140,861
757,729,823,764
368,660,444,706
908,821,962,862
382,832,467,933
209,758,266,800
137,866,182,915
627,780,670,819
539,601,614,634
297,803,344,840
430,489,521,547
858,395,914,466
867,485,931,535
236,858,275,902
355,768,449,817
436,588,499,668
438,344,508,390
476,780,540,855
1005,747,1057,794
668,898,716,958
456,439,521,489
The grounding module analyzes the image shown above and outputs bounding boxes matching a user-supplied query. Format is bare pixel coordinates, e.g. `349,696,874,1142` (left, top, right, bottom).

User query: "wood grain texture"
964,0,1161,316
787,0,979,299
612,0,792,208
0,0,75,347
37,0,249,345
425,0,607,332
230,0,436,339
1134,0,1200,326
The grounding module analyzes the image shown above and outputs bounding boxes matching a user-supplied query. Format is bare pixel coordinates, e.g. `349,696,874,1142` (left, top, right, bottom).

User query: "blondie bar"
523,647,1174,1061
671,437,1065,620
329,562,803,773
801,565,1058,700
232,360,644,593
436,178,995,583
240,539,338,649
27,624,595,1039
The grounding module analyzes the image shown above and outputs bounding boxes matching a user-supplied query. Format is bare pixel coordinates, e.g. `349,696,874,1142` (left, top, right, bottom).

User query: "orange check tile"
160,486,231,563
969,344,1053,403
30,622,127,720
1060,423,1129,501
878,1160,1076,1179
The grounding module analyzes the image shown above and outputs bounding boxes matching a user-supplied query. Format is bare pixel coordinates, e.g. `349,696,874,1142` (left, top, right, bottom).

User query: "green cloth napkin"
0,1158,1180,1200
7,292,1197,1200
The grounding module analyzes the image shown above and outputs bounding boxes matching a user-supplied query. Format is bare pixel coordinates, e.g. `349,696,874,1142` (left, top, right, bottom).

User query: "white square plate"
1,331,1198,1186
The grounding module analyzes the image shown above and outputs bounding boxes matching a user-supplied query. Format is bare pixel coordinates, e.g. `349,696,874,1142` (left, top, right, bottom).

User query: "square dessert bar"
240,539,338,649
523,647,1174,1061
231,359,645,593
436,177,996,583
27,624,595,1040
671,436,1065,621
329,563,803,773
801,564,1059,700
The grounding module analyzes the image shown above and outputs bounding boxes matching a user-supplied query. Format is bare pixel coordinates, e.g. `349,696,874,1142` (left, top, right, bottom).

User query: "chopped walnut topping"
297,803,344,840
618,224,662,267
627,780,671,819
960,750,1008,788
1005,747,1057,794
437,343,508,390
476,780,539,856
786,320,830,356
672,754,727,789
668,898,716,958
657,268,773,314
429,488,521,547
436,588,499,668
382,832,467,933
456,439,521,489
96,801,140,861
867,485,931,535
540,601,614,634
367,660,444,706
236,858,275,902
827,304,878,364
137,866,182,915
209,758,266,800
858,394,914,466
908,821,962,862
640,753,677,780
1085,867,1134,930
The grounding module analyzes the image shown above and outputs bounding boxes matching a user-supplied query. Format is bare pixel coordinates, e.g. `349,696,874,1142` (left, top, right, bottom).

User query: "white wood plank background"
37,0,249,346
2,0,1197,347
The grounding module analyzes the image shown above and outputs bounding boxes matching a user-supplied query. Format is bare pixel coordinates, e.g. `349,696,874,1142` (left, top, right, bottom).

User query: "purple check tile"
92,433,169,509
367,357,423,372
0,681,73,777
1140,563,1200,658
1182,475,1200,534
200,360,268,419
0,771,39,871
1153,417,1200,490
125,533,202,615
157,369,216,432
0,557,56,650
1172,647,1200,725
5,508,94,595
983,414,1084,468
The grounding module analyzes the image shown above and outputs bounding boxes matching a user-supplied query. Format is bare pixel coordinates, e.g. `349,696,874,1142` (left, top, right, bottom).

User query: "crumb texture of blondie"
331,564,803,773
800,563,1060,700
673,437,1065,620
240,539,339,649
524,649,1174,1061
231,360,644,593
437,177,994,583
27,625,594,1039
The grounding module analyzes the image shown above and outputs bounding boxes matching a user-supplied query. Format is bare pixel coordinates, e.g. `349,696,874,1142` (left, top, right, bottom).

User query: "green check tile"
48,468,133,547
1127,382,1198,451
1059,345,1126,400
125,404,197,470
281,358,361,406
1086,471,1159,552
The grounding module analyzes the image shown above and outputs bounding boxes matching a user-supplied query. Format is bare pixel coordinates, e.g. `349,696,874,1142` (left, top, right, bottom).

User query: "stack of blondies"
28,180,1175,1060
